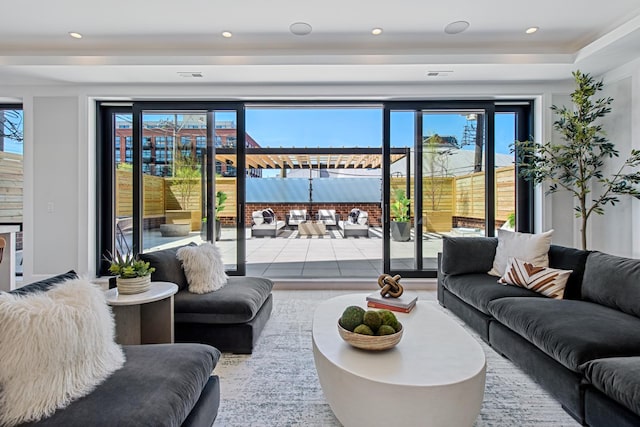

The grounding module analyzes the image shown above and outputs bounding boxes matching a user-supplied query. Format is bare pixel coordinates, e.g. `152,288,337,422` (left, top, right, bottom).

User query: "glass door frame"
382,100,532,278
97,101,247,276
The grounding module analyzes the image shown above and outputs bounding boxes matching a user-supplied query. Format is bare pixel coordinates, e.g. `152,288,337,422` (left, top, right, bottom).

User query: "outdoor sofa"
6,271,220,427
338,209,369,237
286,209,308,228
438,236,640,426
141,244,274,354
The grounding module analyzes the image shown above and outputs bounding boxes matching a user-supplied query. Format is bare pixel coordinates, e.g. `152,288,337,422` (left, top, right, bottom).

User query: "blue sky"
244,108,514,155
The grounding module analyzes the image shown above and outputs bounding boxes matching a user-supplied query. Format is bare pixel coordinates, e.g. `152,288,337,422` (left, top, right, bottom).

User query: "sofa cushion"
444,273,544,314
441,237,497,276
547,245,590,300
488,229,553,277
487,298,640,372
174,276,273,324
582,251,640,317
23,344,220,427
583,357,640,417
139,243,196,291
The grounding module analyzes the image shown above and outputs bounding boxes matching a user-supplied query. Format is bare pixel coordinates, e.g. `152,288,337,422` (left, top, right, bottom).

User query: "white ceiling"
1,0,640,86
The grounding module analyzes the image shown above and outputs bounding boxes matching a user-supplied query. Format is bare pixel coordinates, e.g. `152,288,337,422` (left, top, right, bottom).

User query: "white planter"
116,275,151,295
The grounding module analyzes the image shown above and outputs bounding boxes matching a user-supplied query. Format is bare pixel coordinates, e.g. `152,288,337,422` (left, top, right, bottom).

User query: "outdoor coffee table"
312,294,486,427
298,221,327,236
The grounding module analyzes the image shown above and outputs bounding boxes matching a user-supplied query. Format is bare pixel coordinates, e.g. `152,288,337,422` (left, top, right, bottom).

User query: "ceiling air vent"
178,72,203,78
426,70,453,77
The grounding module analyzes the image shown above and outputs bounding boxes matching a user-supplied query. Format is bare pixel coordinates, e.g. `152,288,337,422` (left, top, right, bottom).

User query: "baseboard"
273,278,437,290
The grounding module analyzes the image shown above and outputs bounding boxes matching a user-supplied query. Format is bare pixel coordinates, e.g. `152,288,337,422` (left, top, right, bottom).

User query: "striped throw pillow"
498,257,572,299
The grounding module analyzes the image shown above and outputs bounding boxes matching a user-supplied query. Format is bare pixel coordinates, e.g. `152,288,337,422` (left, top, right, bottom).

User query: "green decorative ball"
363,310,382,332
377,324,396,336
353,324,374,335
340,306,365,332
379,310,399,331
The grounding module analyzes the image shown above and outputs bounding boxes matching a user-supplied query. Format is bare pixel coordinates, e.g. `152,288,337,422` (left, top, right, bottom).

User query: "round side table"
105,281,178,345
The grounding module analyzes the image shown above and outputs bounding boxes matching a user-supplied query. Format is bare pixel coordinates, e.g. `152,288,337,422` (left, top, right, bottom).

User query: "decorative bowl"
337,321,403,351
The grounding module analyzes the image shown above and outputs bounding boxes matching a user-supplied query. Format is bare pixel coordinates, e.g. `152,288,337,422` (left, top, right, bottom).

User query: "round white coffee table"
312,294,486,427
105,281,178,345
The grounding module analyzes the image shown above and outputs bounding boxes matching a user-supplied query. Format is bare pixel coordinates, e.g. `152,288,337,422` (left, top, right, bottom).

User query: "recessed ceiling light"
69,32,83,39
371,28,383,36
221,31,233,38
444,21,470,35
525,26,539,34
290,22,312,36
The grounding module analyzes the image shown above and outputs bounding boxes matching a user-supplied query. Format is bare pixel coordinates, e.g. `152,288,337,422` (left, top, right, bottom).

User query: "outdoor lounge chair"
316,209,338,228
338,209,369,237
286,209,308,228
251,209,285,237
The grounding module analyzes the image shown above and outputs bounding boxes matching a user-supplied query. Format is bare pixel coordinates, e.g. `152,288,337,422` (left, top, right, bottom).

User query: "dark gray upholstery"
583,357,640,417
8,270,77,295
444,273,544,314
488,298,640,371
176,294,273,354
438,239,640,426
23,344,220,427
174,276,273,324
489,321,585,422
142,245,274,353
582,251,640,317
441,236,497,275
139,243,196,291
584,387,640,427
442,288,493,341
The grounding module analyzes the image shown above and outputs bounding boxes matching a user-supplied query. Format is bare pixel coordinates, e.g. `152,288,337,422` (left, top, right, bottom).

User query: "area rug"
213,290,580,427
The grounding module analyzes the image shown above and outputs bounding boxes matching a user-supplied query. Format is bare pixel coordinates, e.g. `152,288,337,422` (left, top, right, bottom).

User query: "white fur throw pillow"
488,229,554,277
0,278,125,426
177,243,228,293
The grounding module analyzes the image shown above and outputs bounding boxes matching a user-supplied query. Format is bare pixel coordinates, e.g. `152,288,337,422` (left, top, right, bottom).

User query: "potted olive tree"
390,188,411,241
515,71,640,249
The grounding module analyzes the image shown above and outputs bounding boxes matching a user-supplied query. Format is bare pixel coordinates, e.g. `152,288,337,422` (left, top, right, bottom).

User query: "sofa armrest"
441,236,498,276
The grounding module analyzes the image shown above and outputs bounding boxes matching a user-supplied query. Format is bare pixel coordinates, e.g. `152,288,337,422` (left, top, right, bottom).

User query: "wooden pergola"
215,147,409,170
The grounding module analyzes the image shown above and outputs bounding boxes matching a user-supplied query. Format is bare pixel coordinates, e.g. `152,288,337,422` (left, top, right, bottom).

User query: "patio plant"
390,188,411,241
515,70,640,249
173,152,201,210
214,190,227,241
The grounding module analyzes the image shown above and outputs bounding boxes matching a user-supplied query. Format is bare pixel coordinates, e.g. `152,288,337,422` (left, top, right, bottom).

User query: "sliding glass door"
98,103,245,276
384,102,531,277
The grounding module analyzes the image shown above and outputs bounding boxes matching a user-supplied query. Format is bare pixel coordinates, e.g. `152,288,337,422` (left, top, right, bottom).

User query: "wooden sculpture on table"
377,274,403,298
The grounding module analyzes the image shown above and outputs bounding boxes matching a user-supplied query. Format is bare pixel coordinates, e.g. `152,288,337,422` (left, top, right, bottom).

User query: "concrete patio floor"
141,226,445,279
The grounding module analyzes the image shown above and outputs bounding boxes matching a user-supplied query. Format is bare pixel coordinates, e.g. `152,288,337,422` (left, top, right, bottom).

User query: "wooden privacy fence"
0,152,23,223
113,167,515,231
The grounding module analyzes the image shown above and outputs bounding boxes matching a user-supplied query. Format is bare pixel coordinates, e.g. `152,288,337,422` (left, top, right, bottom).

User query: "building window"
155,136,166,148
125,136,132,148
115,136,121,149
196,136,206,148
180,136,191,146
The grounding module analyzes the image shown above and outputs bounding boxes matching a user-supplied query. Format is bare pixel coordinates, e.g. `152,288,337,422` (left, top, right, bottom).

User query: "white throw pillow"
488,229,554,277
177,242,228,294
356,211,368,225
252,210,264,225
0,278,125,426
498,257,572,299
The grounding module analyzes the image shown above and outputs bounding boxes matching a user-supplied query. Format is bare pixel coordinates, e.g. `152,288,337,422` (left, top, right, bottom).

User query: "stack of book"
366,291,418,313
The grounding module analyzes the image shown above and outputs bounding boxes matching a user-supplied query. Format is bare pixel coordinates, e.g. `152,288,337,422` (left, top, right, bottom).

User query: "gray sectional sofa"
11,272,221,427
438,237,640,426
140,244,274,354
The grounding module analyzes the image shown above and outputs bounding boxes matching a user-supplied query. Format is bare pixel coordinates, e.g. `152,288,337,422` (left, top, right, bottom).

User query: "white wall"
5,76,639,281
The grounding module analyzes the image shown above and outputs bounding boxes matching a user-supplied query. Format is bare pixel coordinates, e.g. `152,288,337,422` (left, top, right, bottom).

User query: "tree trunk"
581,215,588,250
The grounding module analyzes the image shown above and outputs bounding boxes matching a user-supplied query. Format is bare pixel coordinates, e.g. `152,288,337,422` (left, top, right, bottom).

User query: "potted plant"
515,71,640,249
390,188,411,241
105,251,155,294
215,190,227,241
